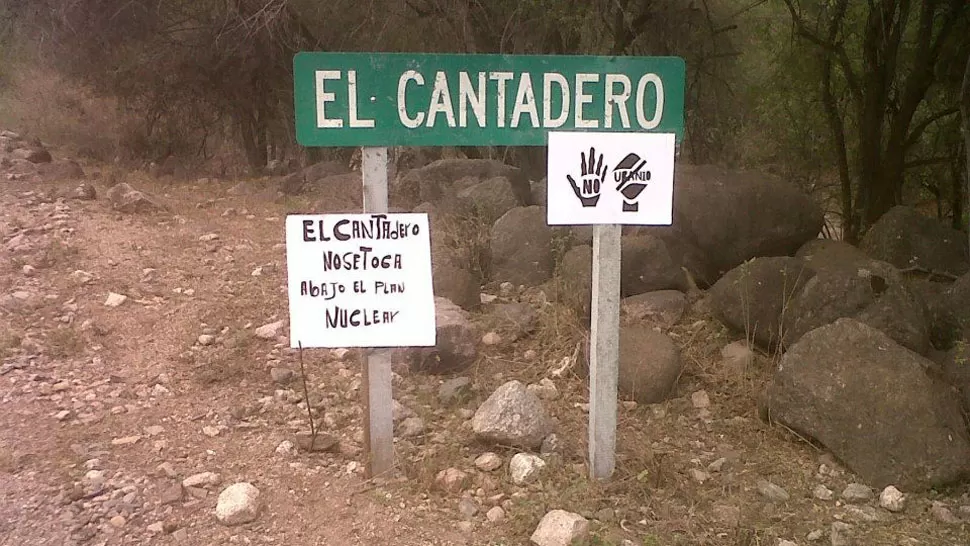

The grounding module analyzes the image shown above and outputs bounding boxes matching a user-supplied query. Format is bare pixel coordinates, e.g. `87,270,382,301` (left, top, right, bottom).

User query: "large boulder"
104,183,164,213
278,160,349,195
860,206,969,277
790,239,931,353
709,257,816,349
620,290,687,329
38,159,84,180
616,325,682,403
668,164,824,281
765,318,970,491
454,176,520,224
558,245,592,319
407,297,478,374
490,206,554,286
432,259,481,312
620,234,686,296
472,380,552,449
927,272,970,350
940,341,970,415
394,159,531,210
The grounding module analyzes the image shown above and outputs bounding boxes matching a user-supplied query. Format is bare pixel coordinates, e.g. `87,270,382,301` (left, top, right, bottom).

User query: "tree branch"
905,107,960,150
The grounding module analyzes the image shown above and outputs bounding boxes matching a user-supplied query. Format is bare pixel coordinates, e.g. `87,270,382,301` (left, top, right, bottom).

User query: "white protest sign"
285,212,436,348
546,132,676,226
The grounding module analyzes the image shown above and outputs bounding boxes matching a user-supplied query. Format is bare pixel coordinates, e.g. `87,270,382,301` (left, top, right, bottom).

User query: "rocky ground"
2,137,970,545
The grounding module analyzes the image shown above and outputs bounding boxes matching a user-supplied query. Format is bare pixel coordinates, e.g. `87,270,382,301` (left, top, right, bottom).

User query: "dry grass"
44,327,85,359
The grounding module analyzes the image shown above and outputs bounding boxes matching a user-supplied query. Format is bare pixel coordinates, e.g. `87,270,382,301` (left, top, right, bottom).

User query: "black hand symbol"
567,147,607,207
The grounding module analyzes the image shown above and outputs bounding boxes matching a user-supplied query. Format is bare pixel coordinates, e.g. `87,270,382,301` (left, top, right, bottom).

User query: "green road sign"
293,52,685,147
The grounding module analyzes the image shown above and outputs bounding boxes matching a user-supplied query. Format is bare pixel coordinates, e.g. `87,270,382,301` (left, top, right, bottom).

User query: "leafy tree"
782,0,970,241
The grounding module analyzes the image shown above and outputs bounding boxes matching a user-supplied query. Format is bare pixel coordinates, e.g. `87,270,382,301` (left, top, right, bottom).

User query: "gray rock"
474,452,503,472
105,182,163,214
394,158,530,210
432,259,481,312
509,453,546,485
712,503,741,527
709,257,815,349
486,302,538,341
840,483,872,503
270,367,294,385
472,380,552,450
621,234,686,295
455,176,521,224
783,260,930,354
830,522,853,546
215,482,261,526
458,497,480,518
878,486,906,512
438,376,472,404
540,434,562,455
860,206,969,277
409,297,478,374
813,484,834,501
621,290,687,328
756,479,790,502
657,164,824,283
765,318,970,491
397,417,425,438
615,324,682,404
183,472,220,489
254,320,284,340
490,206,555,286
530,510,589,546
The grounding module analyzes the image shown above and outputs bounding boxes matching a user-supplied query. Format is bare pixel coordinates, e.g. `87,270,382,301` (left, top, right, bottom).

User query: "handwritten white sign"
285,213,436,348
546,131,675,226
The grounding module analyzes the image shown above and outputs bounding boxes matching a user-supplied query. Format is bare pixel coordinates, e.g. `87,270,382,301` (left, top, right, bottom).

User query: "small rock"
840,483,872,503
530,510,589,546
472,380,552,450
104,293,127,308
199,233,220,242
806,529,824,541
55,410,73,421
878,485,905,512
438,377,472,404
197,334,215,346
255,320,284,339
157,462,177,478
275,440,297,456
202,426,221,437
159,484,183,505
144,425,165,436
813,484,834,501
778,540,797,546
830,522,852,546
509,453,546,485
147,522,165,534
111,435,141,446
756,479,789,502
22,265,35,277
151,383,170,396
930,501,960,524
691,389,711,409
270,367,294,385
215,482,261,526
182,472,220,489
526,378,559,401
482,331,502,346
84,470,105,486
707,457,727,473
689,468,710,484
397,417,425,438
475,452,503,472
109,515,126,528
436,468,469,493
486,506,505,522
458,497,479,518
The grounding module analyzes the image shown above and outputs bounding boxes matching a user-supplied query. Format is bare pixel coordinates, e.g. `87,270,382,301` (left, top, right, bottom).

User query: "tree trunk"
962,51,970,253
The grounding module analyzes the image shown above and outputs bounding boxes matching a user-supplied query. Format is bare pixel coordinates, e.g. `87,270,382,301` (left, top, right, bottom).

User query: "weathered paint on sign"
293,52,685,147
